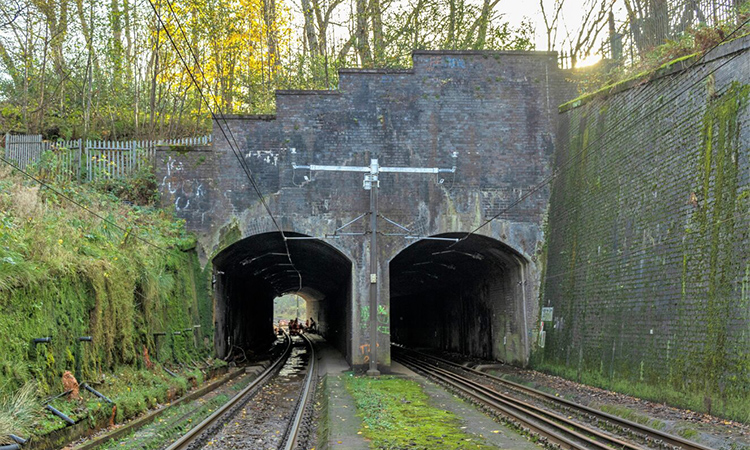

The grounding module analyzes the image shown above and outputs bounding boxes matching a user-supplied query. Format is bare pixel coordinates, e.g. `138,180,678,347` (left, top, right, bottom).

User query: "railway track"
164,332,317,450
393,346,714,450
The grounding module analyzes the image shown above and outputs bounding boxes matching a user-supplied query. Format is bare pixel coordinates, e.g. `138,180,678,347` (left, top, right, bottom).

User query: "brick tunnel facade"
156,50,570,371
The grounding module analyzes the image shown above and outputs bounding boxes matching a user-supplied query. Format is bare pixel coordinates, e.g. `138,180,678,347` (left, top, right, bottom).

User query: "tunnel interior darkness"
213,232,352,360
390,233,530,364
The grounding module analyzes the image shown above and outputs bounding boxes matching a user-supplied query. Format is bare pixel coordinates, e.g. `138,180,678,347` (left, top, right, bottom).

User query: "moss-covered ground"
96,371,253,450
0,163,212,440
36,365,203,435
344,374,498,450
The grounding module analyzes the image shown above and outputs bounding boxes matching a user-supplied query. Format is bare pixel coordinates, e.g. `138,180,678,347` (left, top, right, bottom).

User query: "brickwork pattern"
156,50,568,368
540,36,750,412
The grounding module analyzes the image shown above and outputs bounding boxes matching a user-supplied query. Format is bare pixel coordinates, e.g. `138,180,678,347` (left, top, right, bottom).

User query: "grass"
33,364,197,435
676,426,699,440
96,371,254,449
598,404,666,430
0,162,212,439
0,382,40,442
344,374,497,450
533,362,750,424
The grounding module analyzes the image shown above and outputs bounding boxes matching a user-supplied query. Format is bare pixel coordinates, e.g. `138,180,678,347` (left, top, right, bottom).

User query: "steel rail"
394,346,713,450
397,353,634,450
164,332,294,450
281,334,317,450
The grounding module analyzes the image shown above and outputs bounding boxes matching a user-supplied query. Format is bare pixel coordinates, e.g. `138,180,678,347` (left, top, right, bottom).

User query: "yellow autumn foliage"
154,0,292,113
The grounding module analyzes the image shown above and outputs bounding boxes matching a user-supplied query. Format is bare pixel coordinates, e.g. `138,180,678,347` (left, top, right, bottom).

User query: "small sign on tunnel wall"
541,307,554,322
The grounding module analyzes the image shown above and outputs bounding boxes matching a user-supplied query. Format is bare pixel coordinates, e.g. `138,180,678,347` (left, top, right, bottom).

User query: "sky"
499,0,627,66
298,0,629,68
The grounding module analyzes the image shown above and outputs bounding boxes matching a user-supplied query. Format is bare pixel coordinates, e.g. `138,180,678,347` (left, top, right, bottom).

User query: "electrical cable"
450,15,750,248
0,154,176,255
147,0,303,291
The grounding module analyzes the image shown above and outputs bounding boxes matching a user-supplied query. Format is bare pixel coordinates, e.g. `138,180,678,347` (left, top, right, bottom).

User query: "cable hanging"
147,0,303,291
0,155,177,255
450,15,750,248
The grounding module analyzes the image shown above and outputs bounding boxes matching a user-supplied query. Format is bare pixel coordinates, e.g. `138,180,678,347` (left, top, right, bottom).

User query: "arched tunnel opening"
213,232,352,361
390,233,531,365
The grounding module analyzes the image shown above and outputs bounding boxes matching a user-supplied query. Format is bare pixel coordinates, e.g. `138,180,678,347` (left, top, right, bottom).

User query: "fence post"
76,139,82,181
131,140,136,176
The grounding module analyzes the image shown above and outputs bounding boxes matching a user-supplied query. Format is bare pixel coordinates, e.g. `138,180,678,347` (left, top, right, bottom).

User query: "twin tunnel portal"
212,230,533,372
158,50,564,372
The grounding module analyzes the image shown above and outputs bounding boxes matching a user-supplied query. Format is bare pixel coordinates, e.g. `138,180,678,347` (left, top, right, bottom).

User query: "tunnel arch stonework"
156,50,570,370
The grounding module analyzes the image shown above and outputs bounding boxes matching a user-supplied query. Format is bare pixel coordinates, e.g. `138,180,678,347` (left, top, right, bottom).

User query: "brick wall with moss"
0,168,212,399
535,35,750,420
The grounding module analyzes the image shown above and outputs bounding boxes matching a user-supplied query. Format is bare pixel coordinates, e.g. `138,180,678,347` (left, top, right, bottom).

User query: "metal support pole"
292,155,456,376
367,159,380,376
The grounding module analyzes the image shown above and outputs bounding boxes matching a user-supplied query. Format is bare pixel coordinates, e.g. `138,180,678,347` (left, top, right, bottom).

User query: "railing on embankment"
3,134,211,181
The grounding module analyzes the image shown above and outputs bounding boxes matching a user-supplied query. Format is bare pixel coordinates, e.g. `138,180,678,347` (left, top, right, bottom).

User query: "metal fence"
3,134,211,182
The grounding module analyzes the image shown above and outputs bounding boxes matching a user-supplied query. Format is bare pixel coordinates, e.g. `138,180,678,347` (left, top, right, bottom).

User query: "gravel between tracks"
200,342,310,450
421,349,750,450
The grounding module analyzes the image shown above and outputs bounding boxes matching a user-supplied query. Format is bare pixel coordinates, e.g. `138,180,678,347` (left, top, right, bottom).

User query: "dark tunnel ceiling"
213,232,351,298
390,233,526,297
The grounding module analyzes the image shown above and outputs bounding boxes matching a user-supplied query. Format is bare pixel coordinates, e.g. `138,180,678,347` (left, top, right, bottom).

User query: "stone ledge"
275,90,342,95
412,49,558,57
337,68,414,74
213,114,277,120
559,34,750,113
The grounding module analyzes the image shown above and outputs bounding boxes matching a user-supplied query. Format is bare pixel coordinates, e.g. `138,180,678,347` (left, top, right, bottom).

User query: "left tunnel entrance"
212,232,352,360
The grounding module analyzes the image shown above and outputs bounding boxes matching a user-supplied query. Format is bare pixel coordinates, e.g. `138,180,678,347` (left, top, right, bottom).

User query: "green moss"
0,168,212,437
658,52,698,69
216,220,242,255
344,375,496,449
539,66,750,421
169,145,196,154
598,404,665,430
559,70,651,111
688,81,750,403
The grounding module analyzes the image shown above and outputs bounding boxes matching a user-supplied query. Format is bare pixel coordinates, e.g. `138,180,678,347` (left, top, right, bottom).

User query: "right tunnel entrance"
390,233,531,365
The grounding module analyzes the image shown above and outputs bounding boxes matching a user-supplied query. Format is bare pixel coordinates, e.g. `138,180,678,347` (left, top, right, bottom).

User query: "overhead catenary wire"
147,0,303,291
450,15,750,248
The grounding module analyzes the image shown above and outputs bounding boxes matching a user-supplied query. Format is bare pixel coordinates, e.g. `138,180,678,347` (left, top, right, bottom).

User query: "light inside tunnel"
212,232,352,360
390,233,531,365
273,294,308,325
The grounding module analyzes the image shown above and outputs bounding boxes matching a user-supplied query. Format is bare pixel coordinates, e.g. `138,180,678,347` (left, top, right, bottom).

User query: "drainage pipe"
82,383,113,404
45,404,76,425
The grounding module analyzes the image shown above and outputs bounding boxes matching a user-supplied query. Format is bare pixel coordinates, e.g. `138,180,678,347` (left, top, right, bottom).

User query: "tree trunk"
111,0,123,80
300,0,319,57
149,17,159,137
263,0,281,72
355,0,372,65
370,0,384,62
476,0,492,49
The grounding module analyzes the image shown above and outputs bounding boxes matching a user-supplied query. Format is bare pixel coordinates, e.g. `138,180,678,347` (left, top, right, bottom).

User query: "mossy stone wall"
536,36,750,420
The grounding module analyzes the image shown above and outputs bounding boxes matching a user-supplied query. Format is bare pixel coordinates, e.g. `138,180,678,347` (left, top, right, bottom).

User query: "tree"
540,0,564,51
623,0,671,56
562,0,613,67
